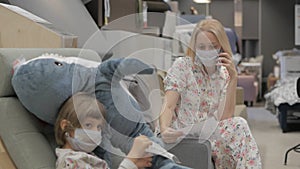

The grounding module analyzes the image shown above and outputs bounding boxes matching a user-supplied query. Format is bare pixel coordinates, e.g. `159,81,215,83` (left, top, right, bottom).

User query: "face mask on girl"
195,49,220,67
66,128,102,153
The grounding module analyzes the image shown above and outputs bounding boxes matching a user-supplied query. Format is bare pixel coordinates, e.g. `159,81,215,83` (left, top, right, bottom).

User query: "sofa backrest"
124,72,165,132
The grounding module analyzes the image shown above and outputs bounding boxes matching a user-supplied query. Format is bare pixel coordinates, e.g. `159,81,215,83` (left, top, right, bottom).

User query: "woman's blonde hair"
54,92,106,146
186,19,232,59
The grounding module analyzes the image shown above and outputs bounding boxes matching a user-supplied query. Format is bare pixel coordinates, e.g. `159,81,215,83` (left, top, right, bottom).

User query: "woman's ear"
60,119,69,131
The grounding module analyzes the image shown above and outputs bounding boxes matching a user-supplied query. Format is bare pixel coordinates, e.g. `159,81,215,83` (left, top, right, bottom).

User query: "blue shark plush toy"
12,54,152,125
12,54,190,169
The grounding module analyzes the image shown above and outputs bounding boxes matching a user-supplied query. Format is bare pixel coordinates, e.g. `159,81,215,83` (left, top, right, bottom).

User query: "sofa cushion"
0,48,101,97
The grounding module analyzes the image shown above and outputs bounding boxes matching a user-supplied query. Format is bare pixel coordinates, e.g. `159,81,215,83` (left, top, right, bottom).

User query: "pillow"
0,48,103,97
12,53,154,124
12,53,101,124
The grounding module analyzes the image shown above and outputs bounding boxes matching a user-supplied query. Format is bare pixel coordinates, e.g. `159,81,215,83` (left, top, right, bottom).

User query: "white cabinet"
280,55,300,80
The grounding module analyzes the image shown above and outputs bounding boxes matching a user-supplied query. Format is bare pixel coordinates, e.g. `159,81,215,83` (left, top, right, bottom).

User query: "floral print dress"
56,148,109,169
56,148,138,169
164,57,262,169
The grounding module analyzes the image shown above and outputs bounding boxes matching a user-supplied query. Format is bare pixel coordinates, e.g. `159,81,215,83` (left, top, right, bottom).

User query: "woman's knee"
231,117,251,134
233,116,248,125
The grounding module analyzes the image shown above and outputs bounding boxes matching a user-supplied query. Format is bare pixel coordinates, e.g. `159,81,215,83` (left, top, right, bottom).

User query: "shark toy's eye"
54,61,63,66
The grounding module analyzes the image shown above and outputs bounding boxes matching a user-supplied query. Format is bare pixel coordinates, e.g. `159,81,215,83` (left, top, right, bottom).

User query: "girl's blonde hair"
186,19,232,60
54,92,106,146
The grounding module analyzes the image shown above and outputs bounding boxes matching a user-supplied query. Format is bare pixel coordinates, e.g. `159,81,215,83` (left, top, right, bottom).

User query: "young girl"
55,92,153,169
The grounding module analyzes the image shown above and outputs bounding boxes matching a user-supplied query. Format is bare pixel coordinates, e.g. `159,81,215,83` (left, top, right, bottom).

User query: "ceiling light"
193,0,211,3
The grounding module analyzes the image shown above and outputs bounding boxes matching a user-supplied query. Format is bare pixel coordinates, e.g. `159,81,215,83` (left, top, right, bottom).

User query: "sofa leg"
250,101,253,107
284,144,300,165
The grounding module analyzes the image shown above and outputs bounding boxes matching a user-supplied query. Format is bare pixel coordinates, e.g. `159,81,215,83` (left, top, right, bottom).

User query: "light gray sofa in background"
0,48,213,169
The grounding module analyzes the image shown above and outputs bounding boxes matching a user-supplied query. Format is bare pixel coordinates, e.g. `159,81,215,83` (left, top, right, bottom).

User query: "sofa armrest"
167,138,213,169
0,97,56,169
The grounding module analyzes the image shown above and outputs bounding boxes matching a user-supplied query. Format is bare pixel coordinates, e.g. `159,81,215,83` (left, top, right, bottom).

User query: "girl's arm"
119,135,153,169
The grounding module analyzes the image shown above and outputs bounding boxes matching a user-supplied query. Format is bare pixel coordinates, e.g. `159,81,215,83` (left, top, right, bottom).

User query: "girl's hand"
161,127,184,143
133,157,153,169
127,135,153,168
217,52,237,81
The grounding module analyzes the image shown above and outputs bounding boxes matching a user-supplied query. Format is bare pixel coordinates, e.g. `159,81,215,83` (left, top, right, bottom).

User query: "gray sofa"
0,48,212,169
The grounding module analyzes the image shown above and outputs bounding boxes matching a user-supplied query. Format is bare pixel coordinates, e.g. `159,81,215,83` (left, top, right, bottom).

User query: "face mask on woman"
195,49,220,67
66,128,102,153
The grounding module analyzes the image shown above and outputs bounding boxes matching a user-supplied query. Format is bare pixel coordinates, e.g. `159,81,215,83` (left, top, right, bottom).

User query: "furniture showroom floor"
247,106,300,169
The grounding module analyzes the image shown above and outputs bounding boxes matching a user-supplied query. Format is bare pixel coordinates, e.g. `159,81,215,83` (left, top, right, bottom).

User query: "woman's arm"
159,57,187,142
159,90,184,143
159,90,180,132
217,52,238,120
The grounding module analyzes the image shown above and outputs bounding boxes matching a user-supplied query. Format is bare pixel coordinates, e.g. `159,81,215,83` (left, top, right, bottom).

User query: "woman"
159,19,262,169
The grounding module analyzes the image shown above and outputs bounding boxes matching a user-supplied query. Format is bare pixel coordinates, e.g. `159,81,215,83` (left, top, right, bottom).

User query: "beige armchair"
235,86,248,120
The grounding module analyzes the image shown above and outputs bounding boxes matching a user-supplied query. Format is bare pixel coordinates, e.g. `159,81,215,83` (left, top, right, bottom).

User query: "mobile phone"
216,48,224,71
219,48,224,54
